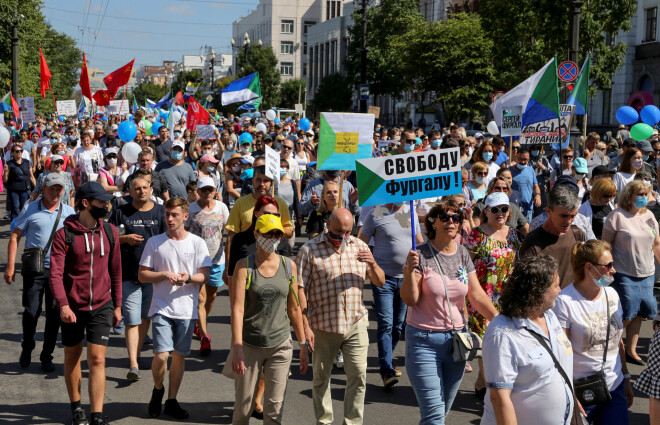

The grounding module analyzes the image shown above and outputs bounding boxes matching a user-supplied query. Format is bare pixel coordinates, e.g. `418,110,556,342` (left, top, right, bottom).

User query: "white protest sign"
378,140,395,149
56,100,77,116
196,125,216,139
18,97,35,122
108,99,130,115
264,144,280,183
519,104,575,144
356,147,462,207
500,106,522,137
294,103,304,114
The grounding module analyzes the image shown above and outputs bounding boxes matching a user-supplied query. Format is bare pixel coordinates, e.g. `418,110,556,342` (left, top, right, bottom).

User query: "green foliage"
480,0,637,91
313,74,353,113
236,44,281,108
280,78,306,109
171,69,202,97
130,83,169,106
0,0,81,115
393,13,494,121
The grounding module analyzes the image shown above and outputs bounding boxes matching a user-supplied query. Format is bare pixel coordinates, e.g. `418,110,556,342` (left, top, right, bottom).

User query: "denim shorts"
207,263,225,287
611,272,657,321
121,280,153,326
151,313,194,356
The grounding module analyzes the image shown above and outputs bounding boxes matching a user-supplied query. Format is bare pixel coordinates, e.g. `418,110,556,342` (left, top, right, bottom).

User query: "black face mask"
89,205,109,219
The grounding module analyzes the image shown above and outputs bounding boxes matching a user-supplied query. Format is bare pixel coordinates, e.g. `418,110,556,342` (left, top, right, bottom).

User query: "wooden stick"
338,170,345,207
49,87,59,121
582,113,588,138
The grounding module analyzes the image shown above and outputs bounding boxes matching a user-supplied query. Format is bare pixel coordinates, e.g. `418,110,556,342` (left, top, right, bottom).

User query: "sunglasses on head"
489,205,509,214
438,213,463,223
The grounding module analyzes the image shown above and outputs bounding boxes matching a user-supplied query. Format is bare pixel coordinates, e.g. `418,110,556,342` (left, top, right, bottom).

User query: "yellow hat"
255,214,284,234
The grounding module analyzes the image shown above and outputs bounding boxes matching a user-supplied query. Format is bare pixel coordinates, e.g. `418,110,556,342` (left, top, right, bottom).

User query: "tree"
393,13,495,121
171,69,202,97
280,78,306,109
313,74,353,113
236,44,281,108
345,0,424,99
211,76,240,117
130,83,169,106
480,0,636,91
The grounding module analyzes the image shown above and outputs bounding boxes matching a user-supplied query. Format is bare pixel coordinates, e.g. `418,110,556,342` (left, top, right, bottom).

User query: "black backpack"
63,220,116,256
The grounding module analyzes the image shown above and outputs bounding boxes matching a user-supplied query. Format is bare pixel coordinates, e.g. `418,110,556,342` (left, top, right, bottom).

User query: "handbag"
572,290,613,406
431,254,482,362
21,202,63,277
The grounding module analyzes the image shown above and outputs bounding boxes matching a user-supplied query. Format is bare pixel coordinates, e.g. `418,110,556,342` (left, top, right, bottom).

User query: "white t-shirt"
286,157,301,181
74,145,104,174
612,171,635,196
184,200,230,265
485,161,500,187
140,232,212,320
552,285,624,390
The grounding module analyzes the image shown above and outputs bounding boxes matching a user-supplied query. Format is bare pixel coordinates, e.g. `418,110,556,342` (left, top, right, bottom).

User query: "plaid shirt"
296,233,369,335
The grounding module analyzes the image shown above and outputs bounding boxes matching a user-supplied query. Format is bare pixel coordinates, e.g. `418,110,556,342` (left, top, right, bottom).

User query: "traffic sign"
492,91,505,103
359,84,370,100
558,61,578,82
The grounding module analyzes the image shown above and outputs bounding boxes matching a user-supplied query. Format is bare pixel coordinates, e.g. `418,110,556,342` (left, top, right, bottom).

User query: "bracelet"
623,373,631,379
300,341,309,348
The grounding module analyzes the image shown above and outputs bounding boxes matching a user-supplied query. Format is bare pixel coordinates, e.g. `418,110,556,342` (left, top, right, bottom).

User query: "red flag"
174,91,184,106
39,48,52,99
103,59,135,96
10,93,19,120
93,90,112,106
187,97,210,129
79,52,92,101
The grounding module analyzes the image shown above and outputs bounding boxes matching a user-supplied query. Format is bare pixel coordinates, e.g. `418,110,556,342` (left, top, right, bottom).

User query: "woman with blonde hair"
467,162,488,203
603,179,660,365
306,181,339,239
577,178,616,239
468,140,499,184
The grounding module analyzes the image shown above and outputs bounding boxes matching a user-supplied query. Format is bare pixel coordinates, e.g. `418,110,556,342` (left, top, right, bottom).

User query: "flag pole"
410,201,416,251
509,136,513,166
49,86,59,122
338,170,345,207
582,114,588,138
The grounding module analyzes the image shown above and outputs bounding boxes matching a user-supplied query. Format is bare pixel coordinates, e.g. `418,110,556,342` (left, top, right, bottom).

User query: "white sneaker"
334,350,344,369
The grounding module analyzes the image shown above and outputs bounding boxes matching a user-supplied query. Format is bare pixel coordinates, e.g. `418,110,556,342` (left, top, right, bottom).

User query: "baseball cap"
554,175,579,193
50,155,64,162
200,153,219,163
105,147,119,155
485,192,509,208
110,124,118,131
241,155,255,165
76,181,114,201
474,132,484,139
572,157,588,174
592,165,612,179
275,122,284,129
636,139,653,152
255,214,284,234
172,140,185,150
197,177,215,189
44,172,66,187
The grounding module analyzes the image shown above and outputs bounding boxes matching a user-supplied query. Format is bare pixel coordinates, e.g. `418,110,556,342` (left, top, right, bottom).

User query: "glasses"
513,146,520,150
438,213,463,223
405,139,417,144
593,262,614,270
563,155,574,159
106,154,117,159
53,161,64,165
13,149,22,153
297,142,305,145
261,230,283,239
281,145,293,150
489,205,510,214
476,172,488,177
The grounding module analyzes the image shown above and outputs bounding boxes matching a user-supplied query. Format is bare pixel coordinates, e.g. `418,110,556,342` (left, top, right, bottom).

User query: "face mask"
475,176,485,184
482,152,493,162
517,163,528,170
280,168,287,177
562,169,573,175
499,146,505,152
256,234,279,253
227,144,234,151
202,150,212,155
634,196,648,209
404,144,415,153
174,131,182,138
57,150,66,156
171,150,183,161
575,173,586,180
531,150,540,157
232,165,242,173
431,139,442,149
50,138,58,144
327,230,348,248
207,166,215,173
240,147,250,154
632,159,643,170
392,201,405,208
591,265,614,287
643,155,650,162
89,205,109,219
106,158,117,167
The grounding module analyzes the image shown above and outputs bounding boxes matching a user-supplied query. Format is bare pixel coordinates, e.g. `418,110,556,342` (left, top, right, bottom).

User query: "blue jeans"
8,189,29,221
583,380,630,425
371,275,407,377
405,325,465,425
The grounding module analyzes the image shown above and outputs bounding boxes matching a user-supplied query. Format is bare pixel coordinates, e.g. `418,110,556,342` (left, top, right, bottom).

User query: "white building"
178,55,204,73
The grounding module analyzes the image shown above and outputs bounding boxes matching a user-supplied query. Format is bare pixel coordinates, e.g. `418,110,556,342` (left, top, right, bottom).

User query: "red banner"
93,90,112,106
39,48,52,99
187,97,209,129
79,52,92,101
103,59,135,96
10,93,19,120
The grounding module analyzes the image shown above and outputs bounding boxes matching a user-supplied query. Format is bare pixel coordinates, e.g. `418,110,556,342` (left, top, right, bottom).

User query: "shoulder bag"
21,202,63,277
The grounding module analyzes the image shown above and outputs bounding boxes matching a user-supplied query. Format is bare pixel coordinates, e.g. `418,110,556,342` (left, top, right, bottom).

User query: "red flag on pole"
103,59,135,96
79,52,92,101
39,48,52,99
93,90,112,106
187,96,210,129
10,93,19,120
174,91,184,106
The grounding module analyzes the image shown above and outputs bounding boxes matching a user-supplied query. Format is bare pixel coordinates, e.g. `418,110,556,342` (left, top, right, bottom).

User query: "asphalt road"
0,196,654,424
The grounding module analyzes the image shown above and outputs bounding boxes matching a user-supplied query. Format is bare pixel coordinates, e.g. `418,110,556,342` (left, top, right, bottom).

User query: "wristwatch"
185,274,192,284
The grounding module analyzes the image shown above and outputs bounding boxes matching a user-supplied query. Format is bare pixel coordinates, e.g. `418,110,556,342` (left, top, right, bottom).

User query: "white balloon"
172,111,182,123
265,109,276,121
486,120,500,136
255,123,268,133
0,126,9,148
121,142,142,164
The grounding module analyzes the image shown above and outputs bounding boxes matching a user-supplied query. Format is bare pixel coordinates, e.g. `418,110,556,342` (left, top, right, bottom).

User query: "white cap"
105,147,119,155
50,155,64,162
172,140,185,150
110,124,118,131
197,177,215,189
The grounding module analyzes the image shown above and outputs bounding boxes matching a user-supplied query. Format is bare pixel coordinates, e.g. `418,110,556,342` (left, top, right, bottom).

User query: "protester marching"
3,31,660,425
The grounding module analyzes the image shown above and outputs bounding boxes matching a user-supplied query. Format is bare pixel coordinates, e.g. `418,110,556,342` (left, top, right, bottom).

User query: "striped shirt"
296,233,369,334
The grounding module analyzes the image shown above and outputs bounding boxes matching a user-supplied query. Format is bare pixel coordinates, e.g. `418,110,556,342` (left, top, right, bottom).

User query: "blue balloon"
641,105,660,126
299,117,311,131
117,121,137,142
239,132,253,144
102,116,108,121
616,106,639,126
151,122,163,135
128,115,134,121
273,118,280,124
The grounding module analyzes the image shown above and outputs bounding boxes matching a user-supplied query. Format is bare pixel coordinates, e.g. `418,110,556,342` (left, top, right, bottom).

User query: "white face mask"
106,158,117,167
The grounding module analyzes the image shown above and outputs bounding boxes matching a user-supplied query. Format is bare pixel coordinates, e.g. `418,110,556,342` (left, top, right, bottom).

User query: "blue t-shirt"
495,151,508,166
509,165,538,209
15,200,76,269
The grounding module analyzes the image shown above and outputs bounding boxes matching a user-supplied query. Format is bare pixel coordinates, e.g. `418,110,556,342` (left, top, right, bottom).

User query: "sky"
42,0,262,73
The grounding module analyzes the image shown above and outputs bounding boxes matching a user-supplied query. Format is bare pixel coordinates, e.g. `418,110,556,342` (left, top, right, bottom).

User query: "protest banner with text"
519,104,575,144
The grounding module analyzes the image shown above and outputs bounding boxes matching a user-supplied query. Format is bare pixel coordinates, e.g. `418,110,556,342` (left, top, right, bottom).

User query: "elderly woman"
553,240,633,424
603,180,660,365
402,200,497,425
576,178,616,240
31,154,75,205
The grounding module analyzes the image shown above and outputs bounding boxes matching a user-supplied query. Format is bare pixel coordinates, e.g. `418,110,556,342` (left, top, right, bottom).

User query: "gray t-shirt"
360,204,421,278
155,161,196,198
278,179,295,220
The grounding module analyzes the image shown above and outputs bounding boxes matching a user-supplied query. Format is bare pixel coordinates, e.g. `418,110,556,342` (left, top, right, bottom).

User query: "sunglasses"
106,154,117,159
281,145,293,150
476,172,488,177
593,262,614,270
199,186,214,193
261,230,283,239
405,139,417,144
53,161,64,165
438,213,463,223
563,155,574,159
489,205,510,214
13,149,23,153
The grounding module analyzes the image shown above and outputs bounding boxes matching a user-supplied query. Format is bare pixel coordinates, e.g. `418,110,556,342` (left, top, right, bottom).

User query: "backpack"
63,220,116,257
245,254,299,306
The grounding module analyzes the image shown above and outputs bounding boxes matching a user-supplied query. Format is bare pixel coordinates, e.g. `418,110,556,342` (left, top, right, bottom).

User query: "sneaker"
144,334,152,344
19,349,31,368
333,351,344,369
41,359,56,373
71,407,88,425
164,399,189,420
90,416,108,425
193,321,200,340
3,212,10,220
200,335,211,356
394,368,402,377
383,372,399,389
127,366,140,381
148,386,164,418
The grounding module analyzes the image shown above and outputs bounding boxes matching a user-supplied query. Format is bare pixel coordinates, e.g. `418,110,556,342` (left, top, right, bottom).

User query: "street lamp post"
231,34,262,75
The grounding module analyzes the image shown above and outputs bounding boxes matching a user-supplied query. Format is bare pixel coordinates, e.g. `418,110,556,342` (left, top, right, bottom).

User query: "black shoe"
148,387,164,418
626,353,646,365
475,387,487,400
164,399,189,420
41,359,56,373
90,417,108,425
19,349,31,368
72,407,89,425
383,372,399,389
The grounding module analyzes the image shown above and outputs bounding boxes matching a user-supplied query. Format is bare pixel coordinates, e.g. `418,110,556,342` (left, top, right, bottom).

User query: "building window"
304,21,316,35
303,63,307,76
281,19,294,34
281,41,294,54
303,42,308,55
646,7,657,42
281,62,293,76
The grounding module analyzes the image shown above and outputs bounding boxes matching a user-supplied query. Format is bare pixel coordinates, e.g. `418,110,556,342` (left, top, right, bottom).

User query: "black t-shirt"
109,203,167,281
306,210,331,235
227,229,257,276
590,203,612,239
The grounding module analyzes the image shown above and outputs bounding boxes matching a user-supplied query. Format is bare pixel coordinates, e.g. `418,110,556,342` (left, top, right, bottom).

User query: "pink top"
407,242,475,331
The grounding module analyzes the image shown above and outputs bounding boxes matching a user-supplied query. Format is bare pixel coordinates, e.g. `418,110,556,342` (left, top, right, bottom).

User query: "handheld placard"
410,200,416,251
